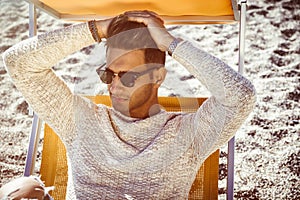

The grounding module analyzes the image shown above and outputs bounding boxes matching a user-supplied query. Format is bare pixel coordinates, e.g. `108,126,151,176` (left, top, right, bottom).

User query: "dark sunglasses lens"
98,69,137,87
99,70,113,84
120,73,136,87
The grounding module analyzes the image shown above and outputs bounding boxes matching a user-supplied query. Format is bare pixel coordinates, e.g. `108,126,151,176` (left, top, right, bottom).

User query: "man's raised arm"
3,22,97,143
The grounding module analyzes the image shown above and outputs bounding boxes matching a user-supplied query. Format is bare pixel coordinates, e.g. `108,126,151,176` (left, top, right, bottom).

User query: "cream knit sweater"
3,23,256,199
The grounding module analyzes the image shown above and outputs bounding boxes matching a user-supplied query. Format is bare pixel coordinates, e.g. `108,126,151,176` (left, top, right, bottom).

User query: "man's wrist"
88,20,101,43
167,38,183,56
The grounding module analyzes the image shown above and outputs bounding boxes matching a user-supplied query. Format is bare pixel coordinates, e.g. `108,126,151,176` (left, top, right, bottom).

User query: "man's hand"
94,10,175,52
95,17,114,39
0,176,46,200
124,10,175,52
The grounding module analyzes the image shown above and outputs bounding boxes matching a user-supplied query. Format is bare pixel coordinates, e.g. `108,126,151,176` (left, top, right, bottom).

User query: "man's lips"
111,95,129,102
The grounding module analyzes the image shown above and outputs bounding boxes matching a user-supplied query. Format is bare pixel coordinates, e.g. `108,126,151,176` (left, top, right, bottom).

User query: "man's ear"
153,67,167,87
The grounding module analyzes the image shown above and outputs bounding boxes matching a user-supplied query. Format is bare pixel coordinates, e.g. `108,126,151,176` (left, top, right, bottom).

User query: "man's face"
105,48,159,118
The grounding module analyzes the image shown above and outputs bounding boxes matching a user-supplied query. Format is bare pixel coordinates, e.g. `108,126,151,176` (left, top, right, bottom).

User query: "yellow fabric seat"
40,95,219,199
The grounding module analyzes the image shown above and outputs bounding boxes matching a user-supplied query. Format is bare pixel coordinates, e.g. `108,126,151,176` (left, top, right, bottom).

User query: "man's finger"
124,10,164,24
145,10,164,23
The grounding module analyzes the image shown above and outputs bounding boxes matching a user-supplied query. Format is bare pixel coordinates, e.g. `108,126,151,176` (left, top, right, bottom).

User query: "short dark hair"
106,14,166,65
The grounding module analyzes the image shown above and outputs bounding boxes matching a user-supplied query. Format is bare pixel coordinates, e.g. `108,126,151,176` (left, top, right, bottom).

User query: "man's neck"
129,103,161,119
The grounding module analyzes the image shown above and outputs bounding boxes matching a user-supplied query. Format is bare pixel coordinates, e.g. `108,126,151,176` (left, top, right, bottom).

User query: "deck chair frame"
23,1,248,199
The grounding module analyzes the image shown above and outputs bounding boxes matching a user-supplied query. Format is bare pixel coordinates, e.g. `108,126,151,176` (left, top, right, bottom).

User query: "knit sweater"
3,23,256,199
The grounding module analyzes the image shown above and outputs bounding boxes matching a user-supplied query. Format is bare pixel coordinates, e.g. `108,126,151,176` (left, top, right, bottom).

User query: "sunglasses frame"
96,63,161,87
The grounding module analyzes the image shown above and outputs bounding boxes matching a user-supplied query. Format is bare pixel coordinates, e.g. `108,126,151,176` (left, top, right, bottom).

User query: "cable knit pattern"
3,22,256,199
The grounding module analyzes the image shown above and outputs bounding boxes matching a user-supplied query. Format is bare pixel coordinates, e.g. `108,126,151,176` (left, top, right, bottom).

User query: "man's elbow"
2,46,17,74
238,82,257,116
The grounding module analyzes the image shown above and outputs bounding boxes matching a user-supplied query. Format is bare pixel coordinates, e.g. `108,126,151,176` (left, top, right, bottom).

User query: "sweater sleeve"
172,40,256,159
2,22,96,145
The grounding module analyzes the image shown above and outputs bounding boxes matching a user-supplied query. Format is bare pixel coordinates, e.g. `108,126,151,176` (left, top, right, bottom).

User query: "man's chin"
111,101,129,115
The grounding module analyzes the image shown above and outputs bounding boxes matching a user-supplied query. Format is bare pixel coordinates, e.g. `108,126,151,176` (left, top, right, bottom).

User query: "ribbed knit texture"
3,22,256,199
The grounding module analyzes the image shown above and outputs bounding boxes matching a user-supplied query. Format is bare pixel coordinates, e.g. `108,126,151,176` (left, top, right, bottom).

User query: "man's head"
101,13,167,119
106,13,166,65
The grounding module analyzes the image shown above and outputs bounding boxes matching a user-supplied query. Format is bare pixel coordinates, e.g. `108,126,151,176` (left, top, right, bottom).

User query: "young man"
1,11,256,199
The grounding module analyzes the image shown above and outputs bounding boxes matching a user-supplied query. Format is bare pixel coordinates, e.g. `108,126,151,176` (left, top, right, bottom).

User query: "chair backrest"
40,95,219,199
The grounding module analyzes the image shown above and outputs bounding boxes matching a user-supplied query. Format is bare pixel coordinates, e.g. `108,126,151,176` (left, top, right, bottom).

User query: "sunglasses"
96,64,161,87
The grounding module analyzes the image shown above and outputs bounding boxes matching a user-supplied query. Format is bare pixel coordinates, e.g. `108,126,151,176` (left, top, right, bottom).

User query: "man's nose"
109,75,122,92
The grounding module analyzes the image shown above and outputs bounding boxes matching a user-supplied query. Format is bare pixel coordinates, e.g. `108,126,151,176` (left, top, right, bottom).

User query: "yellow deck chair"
40,95,218,199
22,0,248,199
